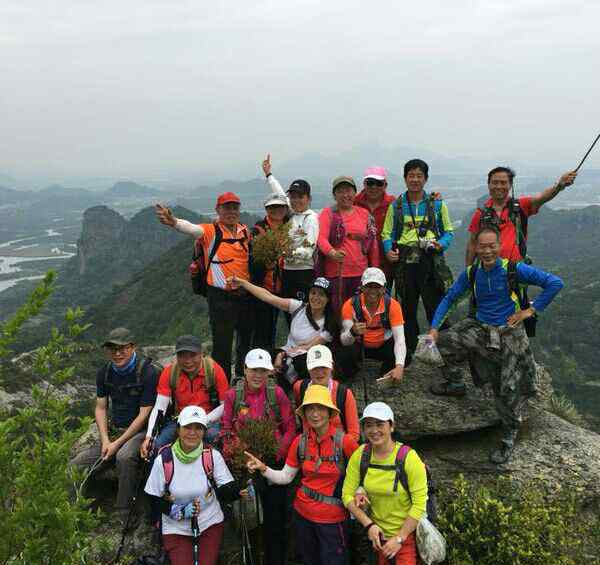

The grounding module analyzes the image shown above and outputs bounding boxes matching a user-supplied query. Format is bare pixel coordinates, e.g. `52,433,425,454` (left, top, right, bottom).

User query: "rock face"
345,359,552,439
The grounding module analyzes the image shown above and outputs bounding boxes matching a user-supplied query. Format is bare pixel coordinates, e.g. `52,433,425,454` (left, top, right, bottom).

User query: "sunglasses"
365,179,385,188
106,344,132,354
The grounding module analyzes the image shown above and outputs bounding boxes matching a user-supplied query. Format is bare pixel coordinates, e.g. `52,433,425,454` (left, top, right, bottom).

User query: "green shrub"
0,272,100,564
547,393,586,427
437,474,599,565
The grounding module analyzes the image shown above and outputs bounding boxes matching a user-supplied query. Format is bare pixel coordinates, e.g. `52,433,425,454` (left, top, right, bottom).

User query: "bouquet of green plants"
222,417,279,483
251,222,292,268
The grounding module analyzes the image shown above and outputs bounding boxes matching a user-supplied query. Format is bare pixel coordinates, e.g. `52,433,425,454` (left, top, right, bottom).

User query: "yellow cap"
295,384,340,417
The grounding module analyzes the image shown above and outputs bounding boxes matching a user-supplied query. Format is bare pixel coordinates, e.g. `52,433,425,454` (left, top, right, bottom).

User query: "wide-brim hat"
295,384,339,416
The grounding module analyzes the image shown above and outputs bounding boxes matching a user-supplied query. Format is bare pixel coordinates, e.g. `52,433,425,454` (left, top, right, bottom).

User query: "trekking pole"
240,505,255,565
191,516,200,565
77,455,104,497
575,132,600,172
336,259,344,314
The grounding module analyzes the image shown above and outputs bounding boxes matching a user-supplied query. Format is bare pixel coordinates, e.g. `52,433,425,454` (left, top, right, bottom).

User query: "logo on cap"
315,350,322,359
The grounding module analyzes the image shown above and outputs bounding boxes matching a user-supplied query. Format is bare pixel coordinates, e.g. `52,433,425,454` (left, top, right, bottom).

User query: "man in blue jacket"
428,226,563,463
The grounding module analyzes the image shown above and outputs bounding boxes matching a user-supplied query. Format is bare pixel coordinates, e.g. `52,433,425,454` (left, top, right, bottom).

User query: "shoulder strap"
352,294,363,322
202,447,216,489
426,194,441,238
392,195,404,242
335,383,347,430
507,198,529,259
393,443,412,495
205,223,224,266
291,303,306,322
102,362,111,387
381,294,392,330
332,428,346,474
169,362,181,402
297,432,308,463
467,262,479,310
507,260,527,309
265,379,281,422
358,444,372,488
134,356,149,385
233,380,245,417
203,356,218,408
159,445,175,494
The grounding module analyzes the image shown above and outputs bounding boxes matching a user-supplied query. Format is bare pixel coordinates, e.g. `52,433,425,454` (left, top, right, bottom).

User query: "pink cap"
364,166,387,181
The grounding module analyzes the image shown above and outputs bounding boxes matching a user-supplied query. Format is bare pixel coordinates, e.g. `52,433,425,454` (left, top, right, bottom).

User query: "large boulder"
346,359,553,439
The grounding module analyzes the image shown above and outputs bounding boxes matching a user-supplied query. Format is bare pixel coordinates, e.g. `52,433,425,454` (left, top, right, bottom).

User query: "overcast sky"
1,0,599,182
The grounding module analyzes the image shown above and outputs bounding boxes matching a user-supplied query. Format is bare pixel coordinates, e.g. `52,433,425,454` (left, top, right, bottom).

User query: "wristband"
365,522,376,533
266,173,272,178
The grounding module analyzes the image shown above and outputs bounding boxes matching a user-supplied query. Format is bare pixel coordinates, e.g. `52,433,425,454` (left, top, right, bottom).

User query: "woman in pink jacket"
318,176,380,312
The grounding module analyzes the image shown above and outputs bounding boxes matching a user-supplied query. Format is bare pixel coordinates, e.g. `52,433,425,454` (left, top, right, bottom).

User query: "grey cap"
175,334,202,354
332,175,357,192
264,193,289,208
103,327,135,347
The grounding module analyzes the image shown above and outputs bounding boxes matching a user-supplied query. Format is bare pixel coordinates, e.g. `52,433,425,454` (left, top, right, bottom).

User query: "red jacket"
354,190,396,236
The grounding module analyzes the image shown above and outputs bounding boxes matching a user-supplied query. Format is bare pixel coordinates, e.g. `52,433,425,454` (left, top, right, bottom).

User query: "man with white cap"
249,190,290,350
355,166,396,281
339,267,406,381
221,348,296,565
293,345,360,441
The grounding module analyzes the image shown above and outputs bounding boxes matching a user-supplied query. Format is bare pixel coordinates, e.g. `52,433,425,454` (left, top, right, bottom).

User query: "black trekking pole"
575,132,600,172
191,516,200,565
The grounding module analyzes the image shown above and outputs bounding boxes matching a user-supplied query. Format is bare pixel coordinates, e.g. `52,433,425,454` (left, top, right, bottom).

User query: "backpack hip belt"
300,485,344,507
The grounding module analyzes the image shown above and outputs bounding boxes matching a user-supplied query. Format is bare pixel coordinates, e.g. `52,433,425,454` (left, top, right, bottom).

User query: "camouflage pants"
437,318,537,431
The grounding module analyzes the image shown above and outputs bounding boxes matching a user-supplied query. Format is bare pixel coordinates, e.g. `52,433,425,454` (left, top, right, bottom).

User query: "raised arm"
530,170,577,211
262,153,289,203
155,203,204,238
228,276,291,311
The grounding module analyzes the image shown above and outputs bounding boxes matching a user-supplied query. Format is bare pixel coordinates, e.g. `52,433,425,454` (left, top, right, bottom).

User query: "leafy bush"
0,272,100,564
437,474,599,565
251,222,292,267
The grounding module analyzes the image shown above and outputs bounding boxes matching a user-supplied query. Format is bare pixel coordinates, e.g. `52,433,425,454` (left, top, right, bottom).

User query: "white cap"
264,193,289,208
306,345,333,371
245,348,274,370
178,405,208,427
361,402,394,423
361,267,386,287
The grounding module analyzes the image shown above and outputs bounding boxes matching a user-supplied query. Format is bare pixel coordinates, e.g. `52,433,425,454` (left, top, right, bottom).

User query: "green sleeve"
405,449,428,521
342,445,364,507
381,203,395,244
440,202,454,233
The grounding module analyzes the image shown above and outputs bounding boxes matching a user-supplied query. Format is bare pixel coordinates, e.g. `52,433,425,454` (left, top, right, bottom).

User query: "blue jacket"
431,259,564,329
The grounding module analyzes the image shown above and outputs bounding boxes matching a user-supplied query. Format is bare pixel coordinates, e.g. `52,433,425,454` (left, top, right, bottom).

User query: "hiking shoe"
489,442,515,464
429,381,466,397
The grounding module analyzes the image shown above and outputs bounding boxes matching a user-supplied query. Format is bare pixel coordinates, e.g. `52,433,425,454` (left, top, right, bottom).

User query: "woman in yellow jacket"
342,402,428,565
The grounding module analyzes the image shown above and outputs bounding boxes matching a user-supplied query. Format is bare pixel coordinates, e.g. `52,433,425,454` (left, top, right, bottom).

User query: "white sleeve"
392,325,407,366
146,394,171,438
206,402,224,424
144,456,166,497
174,218,204,238
212,449,235,487
340,319,356,346
262,464,299,485
267,174,290,204
287,298,303,314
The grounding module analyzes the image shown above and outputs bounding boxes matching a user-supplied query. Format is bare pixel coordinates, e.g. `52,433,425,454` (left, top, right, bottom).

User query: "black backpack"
467,259,537,337
478,198,529,260
189,223,249,296
359,442,438,523
102,356,163,401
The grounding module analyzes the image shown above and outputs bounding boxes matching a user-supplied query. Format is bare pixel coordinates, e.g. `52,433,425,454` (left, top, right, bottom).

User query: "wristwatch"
395,536,404,545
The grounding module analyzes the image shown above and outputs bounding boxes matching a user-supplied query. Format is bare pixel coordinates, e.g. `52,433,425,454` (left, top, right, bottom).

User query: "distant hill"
105,181,161,197
0,185,36,206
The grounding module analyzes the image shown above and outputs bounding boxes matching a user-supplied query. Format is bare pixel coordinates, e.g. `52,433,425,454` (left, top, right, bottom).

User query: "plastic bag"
416,516,447,564
414,334,444,367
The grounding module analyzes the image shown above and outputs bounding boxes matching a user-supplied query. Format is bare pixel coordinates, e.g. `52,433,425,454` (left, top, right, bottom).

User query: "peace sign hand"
262,153,272,177
245,451,267,474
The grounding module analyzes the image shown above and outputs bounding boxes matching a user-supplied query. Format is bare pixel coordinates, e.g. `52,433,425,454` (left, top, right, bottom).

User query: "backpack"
352,293,392,331
467,259,537,337
168,357,219,412
159,442,216,498
358,442,438,523
102,356,163,401
478,198,529,260
296,428,346,507
391,192,441,243
232,378,281,424
189,223,249,296
298,379,348,430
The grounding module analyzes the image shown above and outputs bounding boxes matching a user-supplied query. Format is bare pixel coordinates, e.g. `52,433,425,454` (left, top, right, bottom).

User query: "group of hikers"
73,155,577,565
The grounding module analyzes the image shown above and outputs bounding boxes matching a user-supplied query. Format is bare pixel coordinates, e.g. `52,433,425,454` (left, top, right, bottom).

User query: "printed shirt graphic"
468,196,537,262
199,223,249,289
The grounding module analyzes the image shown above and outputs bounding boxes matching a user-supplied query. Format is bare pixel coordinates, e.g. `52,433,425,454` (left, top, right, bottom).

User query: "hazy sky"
1,0,599,181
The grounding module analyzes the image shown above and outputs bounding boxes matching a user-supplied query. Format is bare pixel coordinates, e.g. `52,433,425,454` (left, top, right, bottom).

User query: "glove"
169,501,197,521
